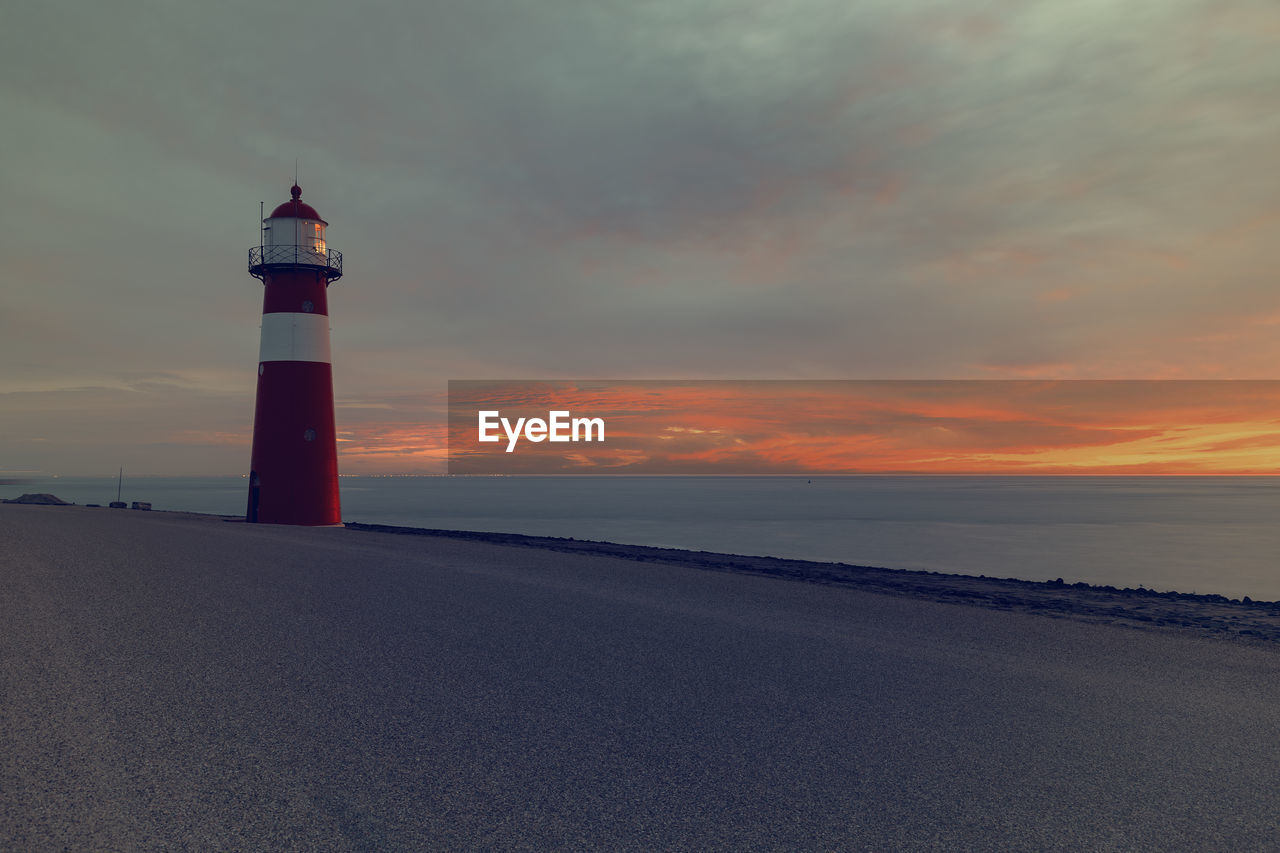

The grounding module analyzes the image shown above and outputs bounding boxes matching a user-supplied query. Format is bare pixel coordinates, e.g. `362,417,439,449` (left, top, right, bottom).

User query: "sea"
8,475,1280,602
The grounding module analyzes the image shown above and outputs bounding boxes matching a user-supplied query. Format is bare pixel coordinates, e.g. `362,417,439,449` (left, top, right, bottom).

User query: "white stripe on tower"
258,312,332,364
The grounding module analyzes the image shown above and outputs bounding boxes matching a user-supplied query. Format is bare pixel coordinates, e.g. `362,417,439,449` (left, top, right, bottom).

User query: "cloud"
444,380,1280,475
4,1,1280,471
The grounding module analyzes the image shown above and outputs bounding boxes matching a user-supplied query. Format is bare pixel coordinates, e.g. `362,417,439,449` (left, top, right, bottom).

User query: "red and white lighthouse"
245,183,343,525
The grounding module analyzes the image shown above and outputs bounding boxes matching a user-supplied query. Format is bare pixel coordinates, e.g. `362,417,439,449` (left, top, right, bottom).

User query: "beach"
2,504,1278,850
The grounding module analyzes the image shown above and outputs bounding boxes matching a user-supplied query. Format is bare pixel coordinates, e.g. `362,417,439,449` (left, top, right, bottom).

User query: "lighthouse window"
303,428,317,442
312,223,326,254
302,299,314,313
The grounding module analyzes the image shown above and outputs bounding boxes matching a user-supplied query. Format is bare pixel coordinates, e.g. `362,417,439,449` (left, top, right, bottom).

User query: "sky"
447,380,1280,475
2,0,1279,475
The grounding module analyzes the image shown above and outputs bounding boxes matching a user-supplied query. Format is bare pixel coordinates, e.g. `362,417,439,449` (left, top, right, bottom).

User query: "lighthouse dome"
249,181,342,283
268,183,327,223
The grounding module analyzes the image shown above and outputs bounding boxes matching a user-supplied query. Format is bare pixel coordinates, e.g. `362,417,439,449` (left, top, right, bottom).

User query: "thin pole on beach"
116,468,122,504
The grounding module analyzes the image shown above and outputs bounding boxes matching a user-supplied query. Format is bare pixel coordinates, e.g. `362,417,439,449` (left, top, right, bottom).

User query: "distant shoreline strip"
345,520,1280,642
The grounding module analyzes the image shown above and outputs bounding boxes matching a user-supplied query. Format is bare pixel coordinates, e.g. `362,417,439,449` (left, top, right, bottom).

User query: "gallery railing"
249,245,343,282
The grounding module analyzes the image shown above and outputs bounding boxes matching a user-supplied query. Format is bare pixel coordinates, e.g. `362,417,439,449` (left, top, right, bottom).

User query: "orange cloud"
439,380,1280,475
339,422,450,474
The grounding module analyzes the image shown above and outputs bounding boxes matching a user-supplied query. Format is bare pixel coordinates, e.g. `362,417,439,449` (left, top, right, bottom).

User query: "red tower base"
247,360,341,525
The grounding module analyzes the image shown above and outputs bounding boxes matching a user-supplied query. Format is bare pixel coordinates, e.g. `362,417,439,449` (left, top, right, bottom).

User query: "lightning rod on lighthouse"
245,183,343,525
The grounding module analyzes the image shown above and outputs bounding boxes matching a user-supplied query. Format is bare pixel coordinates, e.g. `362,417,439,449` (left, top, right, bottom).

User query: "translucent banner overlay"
447,380,1280,475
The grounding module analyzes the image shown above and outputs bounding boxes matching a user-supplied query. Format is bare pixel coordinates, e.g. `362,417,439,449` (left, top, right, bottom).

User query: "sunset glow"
445,381,1280,475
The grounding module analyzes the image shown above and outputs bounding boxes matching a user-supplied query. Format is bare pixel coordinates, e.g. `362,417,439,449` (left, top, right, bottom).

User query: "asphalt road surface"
2,505,1277,850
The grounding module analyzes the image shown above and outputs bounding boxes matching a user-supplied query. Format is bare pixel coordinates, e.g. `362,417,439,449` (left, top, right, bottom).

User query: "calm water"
10,475,1280,601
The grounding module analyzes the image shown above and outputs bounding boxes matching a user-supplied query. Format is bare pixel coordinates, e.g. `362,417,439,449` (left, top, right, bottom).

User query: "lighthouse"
245,183,343,525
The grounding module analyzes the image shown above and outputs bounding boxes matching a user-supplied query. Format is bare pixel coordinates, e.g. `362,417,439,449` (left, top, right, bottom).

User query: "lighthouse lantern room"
246,183,344,525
